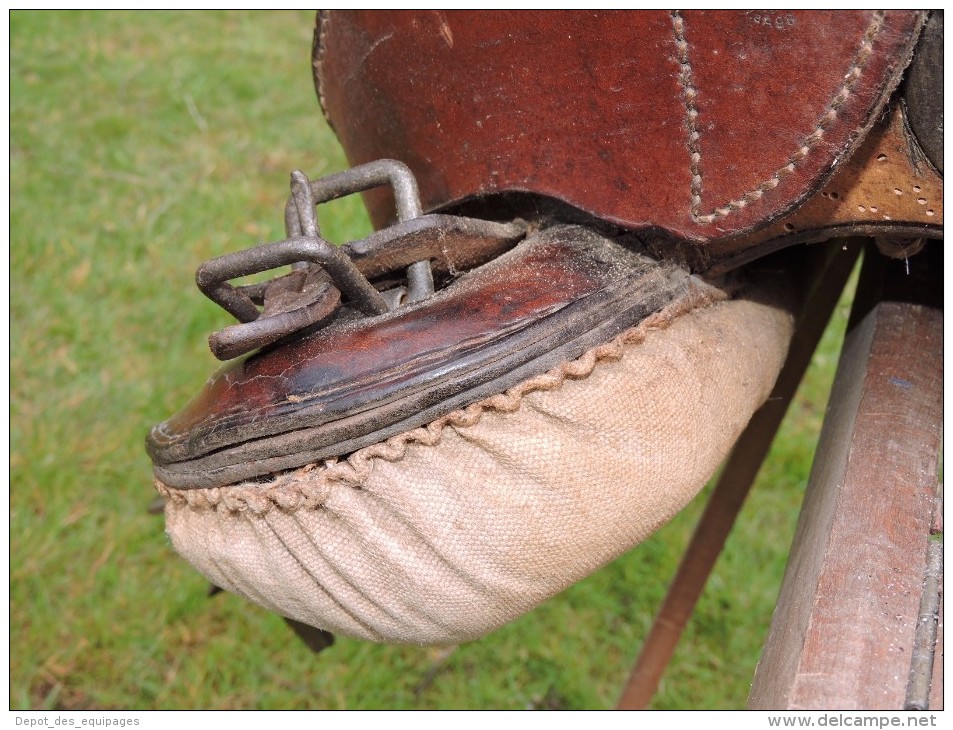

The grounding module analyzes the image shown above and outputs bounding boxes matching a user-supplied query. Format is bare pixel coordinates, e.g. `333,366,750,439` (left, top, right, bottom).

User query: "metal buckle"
196,160,434,360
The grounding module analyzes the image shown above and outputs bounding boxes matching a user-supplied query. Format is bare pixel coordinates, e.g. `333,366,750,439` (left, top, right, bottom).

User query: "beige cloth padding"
159,283,794,645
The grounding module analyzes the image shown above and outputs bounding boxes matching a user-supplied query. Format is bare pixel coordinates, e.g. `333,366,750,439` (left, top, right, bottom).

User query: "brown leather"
149,10,938,490
904,10,943,173
744,105,942,241
315,10,926,252
148,225,695,488
652,103,944,273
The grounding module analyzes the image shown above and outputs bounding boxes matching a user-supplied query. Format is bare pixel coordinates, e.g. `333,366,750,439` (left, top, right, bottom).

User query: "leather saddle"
314,10,941,269
148,10,941,645
149,9,940,488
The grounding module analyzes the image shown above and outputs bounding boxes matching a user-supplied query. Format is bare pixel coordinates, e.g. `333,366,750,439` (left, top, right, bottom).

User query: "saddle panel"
315,10,927,255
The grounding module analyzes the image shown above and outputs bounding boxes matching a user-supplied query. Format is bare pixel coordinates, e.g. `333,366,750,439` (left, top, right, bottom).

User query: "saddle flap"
315,10,927,249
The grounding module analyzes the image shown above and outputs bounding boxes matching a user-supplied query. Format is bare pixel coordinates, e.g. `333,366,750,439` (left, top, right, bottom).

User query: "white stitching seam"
670,10,886,225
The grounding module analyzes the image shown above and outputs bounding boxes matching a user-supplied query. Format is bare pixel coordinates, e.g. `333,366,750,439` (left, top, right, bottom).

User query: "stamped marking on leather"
672,10,887,225
747,11,796,30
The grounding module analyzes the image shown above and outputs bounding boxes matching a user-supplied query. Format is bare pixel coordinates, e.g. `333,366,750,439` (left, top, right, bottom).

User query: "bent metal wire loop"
196,161,436,360
283,159,434,303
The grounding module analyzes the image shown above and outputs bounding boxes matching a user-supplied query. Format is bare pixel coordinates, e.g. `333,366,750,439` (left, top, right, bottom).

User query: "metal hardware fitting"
282,159,435,302
196,160,436,360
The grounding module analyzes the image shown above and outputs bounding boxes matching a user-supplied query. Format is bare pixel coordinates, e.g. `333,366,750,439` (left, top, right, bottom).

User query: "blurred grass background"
10,10,854,710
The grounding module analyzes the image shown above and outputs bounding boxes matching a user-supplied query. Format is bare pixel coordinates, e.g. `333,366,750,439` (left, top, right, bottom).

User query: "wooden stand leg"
748,243,942,709
617,242,862,710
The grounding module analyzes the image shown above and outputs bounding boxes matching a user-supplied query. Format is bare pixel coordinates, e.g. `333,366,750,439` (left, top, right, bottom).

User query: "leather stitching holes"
671,10,886,225
671,12,705,220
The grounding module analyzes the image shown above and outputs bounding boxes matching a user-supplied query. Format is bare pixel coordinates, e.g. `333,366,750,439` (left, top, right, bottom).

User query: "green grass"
11,10,853,710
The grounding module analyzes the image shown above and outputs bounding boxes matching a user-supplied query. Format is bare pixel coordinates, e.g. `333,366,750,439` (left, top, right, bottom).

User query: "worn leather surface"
315,10,926,248
649,104,944,273
904,11,943,173
149,226,696,487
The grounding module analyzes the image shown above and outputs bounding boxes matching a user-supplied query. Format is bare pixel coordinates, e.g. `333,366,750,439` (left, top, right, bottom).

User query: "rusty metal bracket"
196,173,391,360
196,160,528,361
